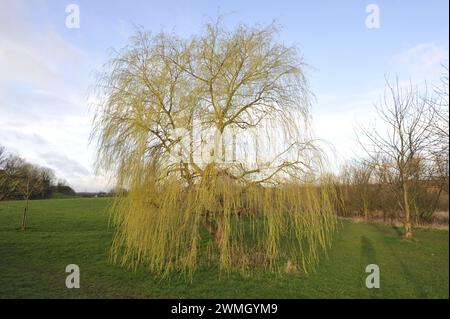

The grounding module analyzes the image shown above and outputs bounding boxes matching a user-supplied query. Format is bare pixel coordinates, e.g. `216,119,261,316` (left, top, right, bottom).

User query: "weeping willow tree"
91,19,337,278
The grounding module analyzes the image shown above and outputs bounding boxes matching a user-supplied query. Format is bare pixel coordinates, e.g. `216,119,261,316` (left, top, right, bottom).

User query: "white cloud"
390,42,448,85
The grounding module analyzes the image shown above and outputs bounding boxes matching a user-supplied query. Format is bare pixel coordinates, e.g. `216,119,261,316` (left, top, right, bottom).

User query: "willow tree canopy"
92,20,337,278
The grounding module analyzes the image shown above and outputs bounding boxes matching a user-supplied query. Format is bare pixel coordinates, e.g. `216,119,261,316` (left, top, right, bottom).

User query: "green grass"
50,192,79,199
0,198,448,298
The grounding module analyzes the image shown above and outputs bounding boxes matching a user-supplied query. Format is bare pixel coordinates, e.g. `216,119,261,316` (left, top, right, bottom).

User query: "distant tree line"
0,145,76,201
0,145,78,230
333,66,449,236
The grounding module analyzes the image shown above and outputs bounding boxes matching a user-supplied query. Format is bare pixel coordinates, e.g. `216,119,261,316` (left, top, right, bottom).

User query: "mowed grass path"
0,198,448,298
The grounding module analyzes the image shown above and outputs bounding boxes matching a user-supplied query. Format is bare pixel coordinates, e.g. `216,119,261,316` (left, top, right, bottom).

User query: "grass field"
0,197,448,298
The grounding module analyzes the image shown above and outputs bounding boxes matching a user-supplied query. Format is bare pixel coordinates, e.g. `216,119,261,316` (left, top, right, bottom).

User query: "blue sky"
0,0,448,191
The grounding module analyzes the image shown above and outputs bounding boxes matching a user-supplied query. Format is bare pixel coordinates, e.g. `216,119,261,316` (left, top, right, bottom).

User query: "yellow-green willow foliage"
91,19,338,278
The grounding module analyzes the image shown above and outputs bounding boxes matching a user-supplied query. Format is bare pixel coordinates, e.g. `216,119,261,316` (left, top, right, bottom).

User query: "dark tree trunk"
21,197,29,231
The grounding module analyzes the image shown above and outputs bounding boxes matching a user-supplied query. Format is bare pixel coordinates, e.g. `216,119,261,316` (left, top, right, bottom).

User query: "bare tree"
0,147,23,201
15,163,45,230
339,160,374,219
429,65,449,150
427,65,449,200
357,78,434,239
0,146,7,198
0,145,6,164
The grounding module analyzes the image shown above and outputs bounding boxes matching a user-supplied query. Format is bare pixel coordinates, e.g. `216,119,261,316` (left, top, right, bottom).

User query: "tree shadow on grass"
371,223,426,297
361,236,377,266
360,236,381,297
391,224,403,237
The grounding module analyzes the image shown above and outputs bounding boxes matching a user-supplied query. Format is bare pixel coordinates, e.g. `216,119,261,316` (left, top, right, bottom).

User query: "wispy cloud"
390,42,448,84
41,152,89,177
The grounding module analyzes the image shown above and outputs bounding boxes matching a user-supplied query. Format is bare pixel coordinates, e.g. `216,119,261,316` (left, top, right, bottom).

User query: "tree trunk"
21,197,29,231
363,197,369,220
402,180,413,239
203,211,222,245
413,202,419,226
232,128,236,162
220,128,226,163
